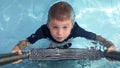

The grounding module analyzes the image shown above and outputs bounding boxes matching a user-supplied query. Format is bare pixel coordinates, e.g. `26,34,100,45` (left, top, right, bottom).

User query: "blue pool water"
0,0,120,68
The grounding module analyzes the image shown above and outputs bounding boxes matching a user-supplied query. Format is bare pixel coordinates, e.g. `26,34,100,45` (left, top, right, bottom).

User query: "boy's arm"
12,24,48,52
11,24,48,64
12,40,30,50
96,35,114,48
96,35,116,52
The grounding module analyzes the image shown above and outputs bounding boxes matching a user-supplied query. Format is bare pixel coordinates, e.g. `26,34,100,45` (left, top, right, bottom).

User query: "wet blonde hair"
47,1,75,25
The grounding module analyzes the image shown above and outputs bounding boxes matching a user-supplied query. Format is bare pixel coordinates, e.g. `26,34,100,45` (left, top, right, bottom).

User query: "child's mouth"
56,37,63,40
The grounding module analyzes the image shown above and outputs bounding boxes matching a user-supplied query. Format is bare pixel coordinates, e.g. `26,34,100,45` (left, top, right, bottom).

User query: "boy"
12,1,116,63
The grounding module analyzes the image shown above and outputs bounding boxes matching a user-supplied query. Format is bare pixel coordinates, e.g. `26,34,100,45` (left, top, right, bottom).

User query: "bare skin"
107,45,116,53
12,46,22,64
12,40,30,64
48,19,73,42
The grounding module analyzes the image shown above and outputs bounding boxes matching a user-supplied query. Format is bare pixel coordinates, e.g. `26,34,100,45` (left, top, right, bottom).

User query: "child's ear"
71,22,74,28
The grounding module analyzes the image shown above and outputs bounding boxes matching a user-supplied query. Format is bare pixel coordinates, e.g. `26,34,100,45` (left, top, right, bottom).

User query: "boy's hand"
12,45,23,64
106,45,116,61
12,40,30,64
107,45,116,53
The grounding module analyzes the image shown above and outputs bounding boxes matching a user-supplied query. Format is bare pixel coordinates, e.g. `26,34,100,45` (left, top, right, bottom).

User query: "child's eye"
53,26,58,28
63,26,68,29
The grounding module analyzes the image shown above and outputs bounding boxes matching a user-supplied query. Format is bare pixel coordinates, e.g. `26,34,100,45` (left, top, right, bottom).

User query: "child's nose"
57,28,63,35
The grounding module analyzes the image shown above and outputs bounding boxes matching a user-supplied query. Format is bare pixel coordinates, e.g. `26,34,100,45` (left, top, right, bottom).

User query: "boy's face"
48,19,73,42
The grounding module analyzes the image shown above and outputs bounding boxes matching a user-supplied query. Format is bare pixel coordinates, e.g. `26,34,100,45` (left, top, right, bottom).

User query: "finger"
18,50,22,55
12,49,17,53
107,46,116,53
12,59,23,64
12,48,19,53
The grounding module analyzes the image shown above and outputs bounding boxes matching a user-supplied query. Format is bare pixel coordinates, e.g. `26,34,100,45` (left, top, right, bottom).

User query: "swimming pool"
0,0,120,68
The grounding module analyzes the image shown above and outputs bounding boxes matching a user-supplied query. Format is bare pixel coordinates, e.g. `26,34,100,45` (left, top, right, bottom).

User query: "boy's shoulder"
36,24,49,34
73,22,82,30
41,24,47,27
41,24,48,30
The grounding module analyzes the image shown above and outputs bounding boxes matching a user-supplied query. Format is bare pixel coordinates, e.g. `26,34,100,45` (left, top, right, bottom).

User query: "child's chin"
56,39,64,42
